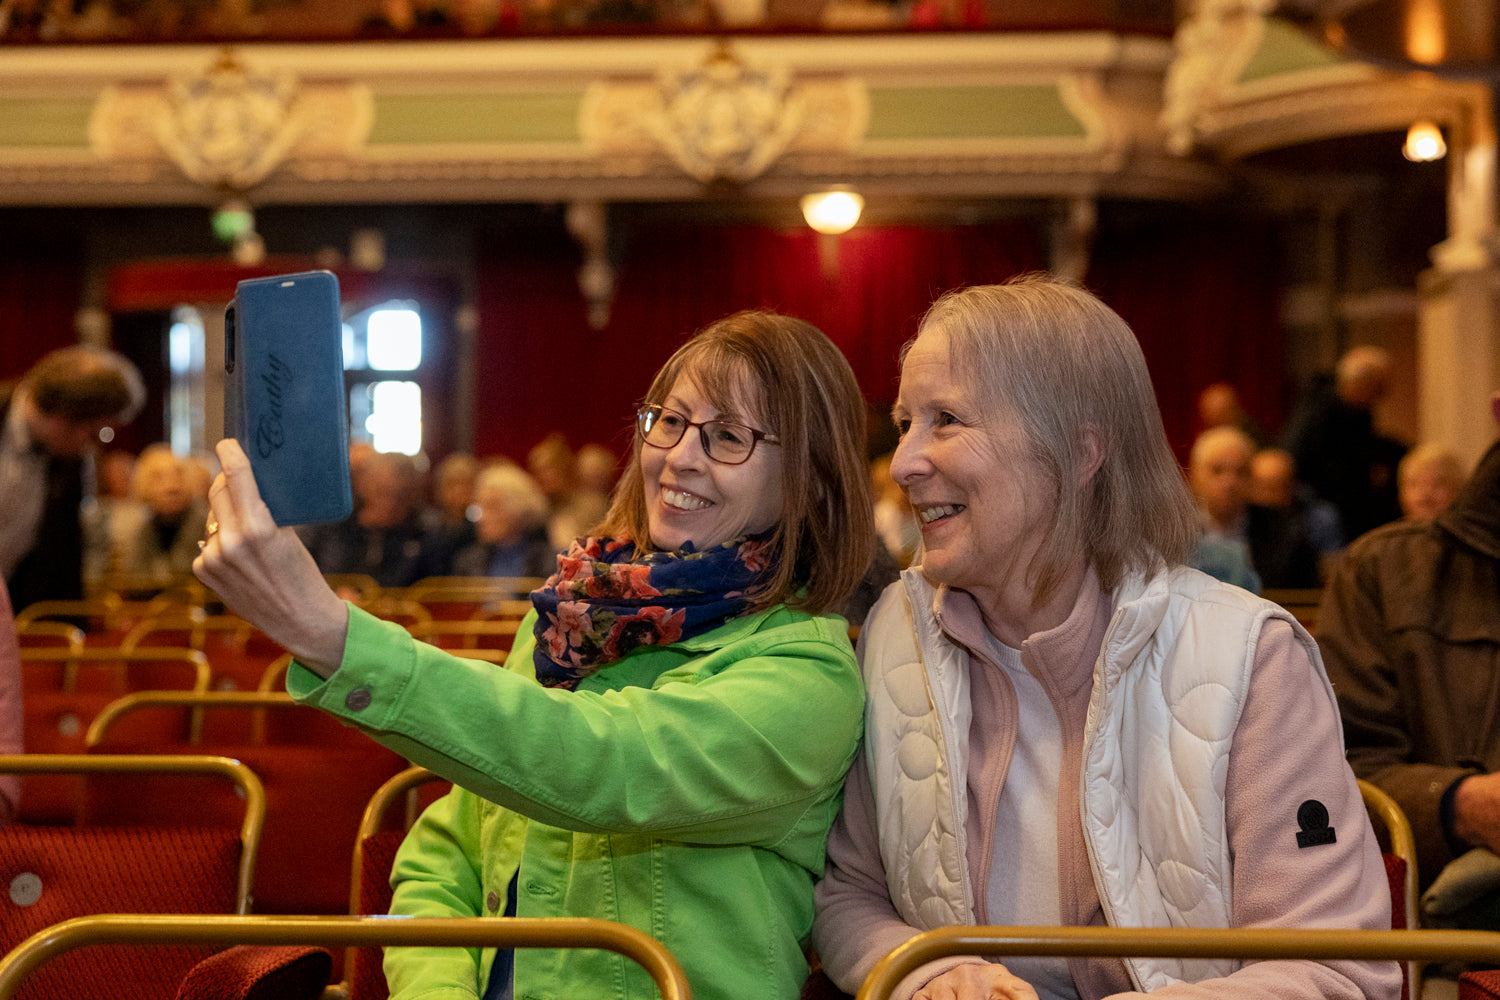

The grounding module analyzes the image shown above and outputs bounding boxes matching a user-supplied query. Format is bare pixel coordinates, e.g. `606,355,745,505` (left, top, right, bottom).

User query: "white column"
1418,88,1500,468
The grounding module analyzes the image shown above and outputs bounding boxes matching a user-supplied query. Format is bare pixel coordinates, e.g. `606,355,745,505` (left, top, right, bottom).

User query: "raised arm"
193,438,348,675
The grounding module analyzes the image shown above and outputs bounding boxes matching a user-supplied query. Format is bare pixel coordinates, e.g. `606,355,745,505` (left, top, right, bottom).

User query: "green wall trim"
866,85,1085,140
0,98,94,148
1239,18,1344,83
368,92,584,144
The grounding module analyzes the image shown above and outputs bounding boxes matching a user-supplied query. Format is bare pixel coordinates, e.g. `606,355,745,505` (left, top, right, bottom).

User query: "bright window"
363,380,423,456
345,300,425,454
167,305,206,454
366,308,422,371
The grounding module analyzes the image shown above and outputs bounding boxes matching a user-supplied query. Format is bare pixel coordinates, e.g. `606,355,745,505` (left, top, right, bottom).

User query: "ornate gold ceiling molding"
579,43,868,184
0,33,1209,205
1161,0,1279,155
1193,72,1489,161
89,48,372,191
1161,2,1487,162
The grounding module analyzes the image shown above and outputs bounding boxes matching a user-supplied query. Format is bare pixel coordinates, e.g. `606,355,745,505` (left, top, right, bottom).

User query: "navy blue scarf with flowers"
529,533,774,689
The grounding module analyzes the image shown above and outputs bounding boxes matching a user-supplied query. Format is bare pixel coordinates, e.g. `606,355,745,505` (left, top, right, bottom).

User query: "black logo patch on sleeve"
1296,799,1337,848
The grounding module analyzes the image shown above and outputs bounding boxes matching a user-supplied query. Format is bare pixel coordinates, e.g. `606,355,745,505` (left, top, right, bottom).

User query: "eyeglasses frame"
635,404,780,466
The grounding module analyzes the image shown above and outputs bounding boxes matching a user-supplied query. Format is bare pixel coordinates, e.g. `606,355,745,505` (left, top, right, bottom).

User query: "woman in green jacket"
194,310,876,1000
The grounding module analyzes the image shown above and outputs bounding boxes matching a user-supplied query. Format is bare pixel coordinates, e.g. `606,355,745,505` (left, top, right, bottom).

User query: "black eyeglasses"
636,404,780,466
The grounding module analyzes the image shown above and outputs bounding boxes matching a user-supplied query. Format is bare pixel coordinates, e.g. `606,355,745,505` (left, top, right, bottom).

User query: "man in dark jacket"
0,346,144,614
1319,391,1500,890
1282,345,1407,542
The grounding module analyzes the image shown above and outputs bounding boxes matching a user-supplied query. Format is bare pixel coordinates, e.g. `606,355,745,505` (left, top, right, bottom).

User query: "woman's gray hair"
913,274,1199,604
475,461,549,531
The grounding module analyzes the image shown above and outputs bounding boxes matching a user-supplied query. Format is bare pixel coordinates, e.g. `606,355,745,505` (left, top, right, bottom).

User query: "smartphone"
224,270,354,526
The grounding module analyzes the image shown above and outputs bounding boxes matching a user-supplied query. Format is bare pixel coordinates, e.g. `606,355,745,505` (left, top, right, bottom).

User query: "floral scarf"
530,534,774,689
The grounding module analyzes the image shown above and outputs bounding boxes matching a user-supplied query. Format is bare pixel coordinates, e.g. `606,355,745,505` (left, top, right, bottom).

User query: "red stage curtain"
0,238,85,385
471,220,1047,461
1086,213,1286,463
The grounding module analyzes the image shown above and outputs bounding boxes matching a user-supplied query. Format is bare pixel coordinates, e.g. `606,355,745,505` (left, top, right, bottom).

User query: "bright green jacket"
287,602,862,1000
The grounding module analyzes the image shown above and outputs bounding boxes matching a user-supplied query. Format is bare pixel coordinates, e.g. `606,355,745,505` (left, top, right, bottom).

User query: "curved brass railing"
0,914,692,1000
1360,776,1423,994
83,688,298,747
856,925,1500,1000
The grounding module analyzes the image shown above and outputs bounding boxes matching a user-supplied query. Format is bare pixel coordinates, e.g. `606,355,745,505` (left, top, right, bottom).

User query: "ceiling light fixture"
800,189,864,235
1403,120,1447,162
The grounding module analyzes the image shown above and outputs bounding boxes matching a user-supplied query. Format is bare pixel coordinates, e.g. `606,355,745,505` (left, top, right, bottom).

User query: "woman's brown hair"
597,311,875,616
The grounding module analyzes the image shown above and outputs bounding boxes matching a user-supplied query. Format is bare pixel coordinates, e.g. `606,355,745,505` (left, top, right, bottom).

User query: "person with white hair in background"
1398,443,1467,522
108,442,210,591
1184,425,1261,592
449,461,557,579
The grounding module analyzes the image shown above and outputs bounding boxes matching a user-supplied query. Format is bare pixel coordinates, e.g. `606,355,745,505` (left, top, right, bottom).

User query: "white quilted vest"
860,567,1335,992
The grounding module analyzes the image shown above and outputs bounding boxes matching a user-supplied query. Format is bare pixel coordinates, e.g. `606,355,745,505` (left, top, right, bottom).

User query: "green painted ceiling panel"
866,85,1085,140
0,98,94,147
369,92,584,144
1239,18,1345,83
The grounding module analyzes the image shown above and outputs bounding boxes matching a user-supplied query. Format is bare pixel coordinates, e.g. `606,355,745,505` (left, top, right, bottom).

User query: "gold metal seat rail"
0,914,691,1000
856,925,1500,1000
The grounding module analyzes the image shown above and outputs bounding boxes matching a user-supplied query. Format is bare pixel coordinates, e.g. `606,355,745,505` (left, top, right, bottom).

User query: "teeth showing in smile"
917,504,964,523
663,488,713,511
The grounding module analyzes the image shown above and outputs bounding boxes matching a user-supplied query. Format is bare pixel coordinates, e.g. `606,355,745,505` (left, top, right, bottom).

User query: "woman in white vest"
813,275,1400,1000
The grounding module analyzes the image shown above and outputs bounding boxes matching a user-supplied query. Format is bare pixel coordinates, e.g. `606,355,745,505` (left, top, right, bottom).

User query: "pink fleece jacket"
813,572,1401,1000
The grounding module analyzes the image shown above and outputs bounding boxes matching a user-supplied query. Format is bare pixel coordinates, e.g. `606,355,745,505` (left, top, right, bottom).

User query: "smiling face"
890,324,1056,610
640,375,784,553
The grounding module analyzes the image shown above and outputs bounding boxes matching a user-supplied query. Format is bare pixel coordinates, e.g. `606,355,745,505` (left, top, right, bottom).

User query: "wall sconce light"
1403,121,1447,162
800,189,864,235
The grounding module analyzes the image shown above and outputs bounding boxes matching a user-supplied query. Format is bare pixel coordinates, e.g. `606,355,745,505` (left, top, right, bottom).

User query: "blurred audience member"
0,346,145,612
547,443,615,550
184,451,215,499
1250,447,1344,557
451,462,556,579
1319,391,1500,903
302,449,445,589
98,448,137,499
348,441,377,503
527,432,575,510
83,448,138,586
1399,442,1467,521
433,452,480,533
109,444,210,590
1189,426,1254,540
1185,426,1261,592
1282,345,1406,540
1246,447,1341,589
0,582,16,824
870,451,919,568
1196,380,1264,442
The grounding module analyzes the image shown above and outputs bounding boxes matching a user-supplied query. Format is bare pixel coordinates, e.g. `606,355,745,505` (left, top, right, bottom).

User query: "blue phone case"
225,270,353,527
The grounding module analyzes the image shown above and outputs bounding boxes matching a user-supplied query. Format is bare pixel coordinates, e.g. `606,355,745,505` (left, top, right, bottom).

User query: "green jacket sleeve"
288,604,862,851
384,786,491,1000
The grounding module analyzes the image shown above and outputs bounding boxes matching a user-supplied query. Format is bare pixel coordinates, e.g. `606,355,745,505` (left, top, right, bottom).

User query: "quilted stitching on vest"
862,568,1335,992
